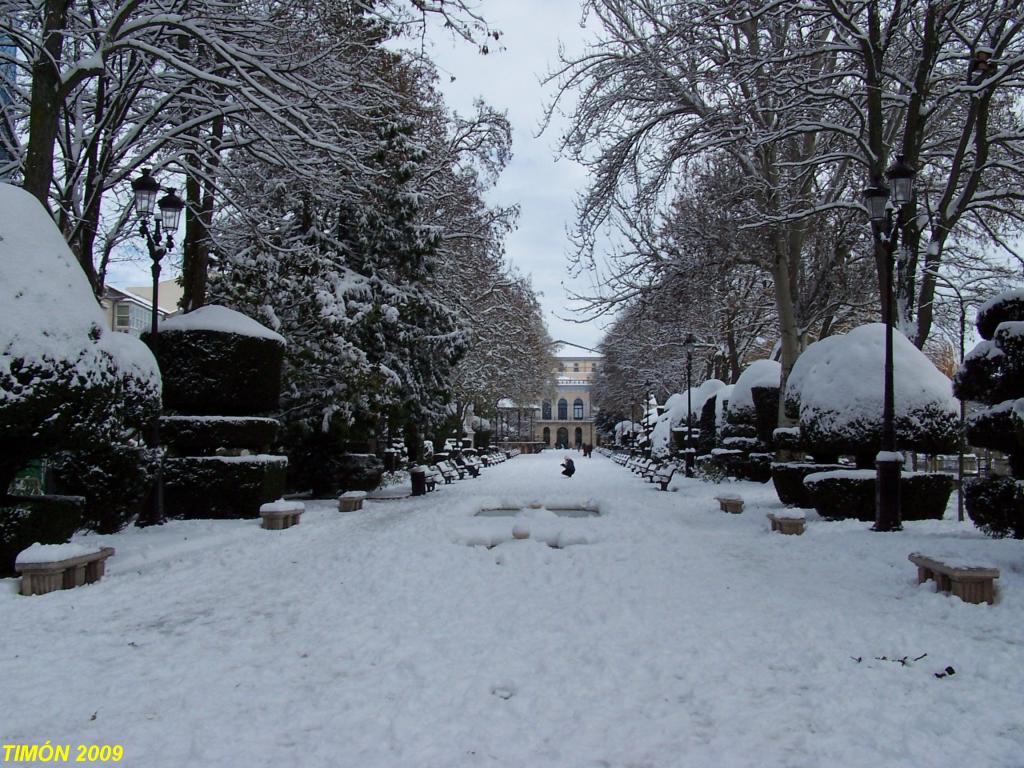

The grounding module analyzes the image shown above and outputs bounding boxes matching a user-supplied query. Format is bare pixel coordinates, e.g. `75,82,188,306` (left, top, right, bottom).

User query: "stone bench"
260,499,304,530
16,544,115,596
338,491,368,512
767,512,805,535
715,495,744,514
908,553,999,605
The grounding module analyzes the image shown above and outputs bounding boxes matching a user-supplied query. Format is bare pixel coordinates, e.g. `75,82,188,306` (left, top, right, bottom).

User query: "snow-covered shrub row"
1,185,160,562
163,455,287,520
0,495,85,576
790,324,958,465
769,462,844,508
727,359,780,427
649,380,725,458
161,416,280,456
750,385,780,445
803,470,954,522
954,288,1024,538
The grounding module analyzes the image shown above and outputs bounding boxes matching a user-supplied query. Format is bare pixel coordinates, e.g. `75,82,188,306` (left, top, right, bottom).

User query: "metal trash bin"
410,467,427,496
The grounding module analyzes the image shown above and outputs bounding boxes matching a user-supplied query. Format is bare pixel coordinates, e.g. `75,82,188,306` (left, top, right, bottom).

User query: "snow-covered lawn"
3,453,1022,767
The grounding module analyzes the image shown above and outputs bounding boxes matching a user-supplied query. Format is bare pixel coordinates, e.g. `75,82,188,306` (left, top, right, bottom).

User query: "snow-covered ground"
3,453,1022,767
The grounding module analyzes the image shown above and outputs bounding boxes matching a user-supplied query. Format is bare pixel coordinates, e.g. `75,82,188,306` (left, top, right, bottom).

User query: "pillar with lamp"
683,332,696,476
130,167,185,526
861,153,916,532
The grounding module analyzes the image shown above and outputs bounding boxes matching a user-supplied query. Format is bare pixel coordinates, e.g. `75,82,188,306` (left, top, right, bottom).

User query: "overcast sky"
110,1,606,348
425,1,604,350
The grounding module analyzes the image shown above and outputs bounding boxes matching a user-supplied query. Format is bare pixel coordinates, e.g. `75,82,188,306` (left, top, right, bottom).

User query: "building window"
557,399,568,420
114,303,131,329
573,363,579,372
542,400,551,420
573,398,584,420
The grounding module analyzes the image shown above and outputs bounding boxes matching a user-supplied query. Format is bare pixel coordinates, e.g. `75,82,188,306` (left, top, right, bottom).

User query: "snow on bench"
16,543,116,596
259,499,304,530
908,553,999,605
338,491,368,512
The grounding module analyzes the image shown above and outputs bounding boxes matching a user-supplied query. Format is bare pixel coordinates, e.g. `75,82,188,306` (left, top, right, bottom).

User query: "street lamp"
131,168,184,527
861,153,916,532
683,333,697,476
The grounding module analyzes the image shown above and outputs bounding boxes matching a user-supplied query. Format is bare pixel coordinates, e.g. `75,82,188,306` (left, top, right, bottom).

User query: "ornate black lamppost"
131,168,184,526
683,333,697,476
861,153,916,532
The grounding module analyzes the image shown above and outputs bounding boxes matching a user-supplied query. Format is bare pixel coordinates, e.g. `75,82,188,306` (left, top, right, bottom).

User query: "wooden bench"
767,512,805,535
260,500,304,529
908,553,999,605
16,545,115,596
435,461,460,483
655,462,681,491
338,491,368,512
715,495,744,514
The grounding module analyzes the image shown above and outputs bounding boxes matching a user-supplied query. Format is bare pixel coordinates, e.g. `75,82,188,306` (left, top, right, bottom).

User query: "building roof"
550,340,602,359
121,280,183,314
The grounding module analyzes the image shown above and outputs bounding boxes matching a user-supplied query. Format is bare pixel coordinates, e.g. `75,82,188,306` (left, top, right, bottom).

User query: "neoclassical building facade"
533,346,601,449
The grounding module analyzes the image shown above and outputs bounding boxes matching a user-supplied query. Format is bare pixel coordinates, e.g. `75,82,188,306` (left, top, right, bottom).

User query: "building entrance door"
556,427,569,449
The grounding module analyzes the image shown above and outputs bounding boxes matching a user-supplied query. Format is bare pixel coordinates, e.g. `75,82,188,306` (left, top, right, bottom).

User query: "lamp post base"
873,453,903,532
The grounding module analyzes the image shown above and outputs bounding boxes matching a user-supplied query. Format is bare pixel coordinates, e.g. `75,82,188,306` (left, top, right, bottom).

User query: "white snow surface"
3,453,1022,767
728,359,781,414
160,304,286,344
798,324,957,429
15,542,102,566
0,183,159,396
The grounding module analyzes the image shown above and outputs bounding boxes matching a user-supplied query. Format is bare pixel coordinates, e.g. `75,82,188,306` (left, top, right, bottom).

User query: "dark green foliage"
976,293,1024,340
772,428,804,452
163,456,287,519
0,495,84,576
953,344,1010,403
751,386,779,446
697,395,718,455
705,449,771,483
804,472,954,521
0,351,159,501
146,329,284,416
800,402,958,461
964,476,1024,538
161,417,280,457
965,403,1019,454
771,462,844,507
285,430,385,495
48,445,158,534
720,422,757,440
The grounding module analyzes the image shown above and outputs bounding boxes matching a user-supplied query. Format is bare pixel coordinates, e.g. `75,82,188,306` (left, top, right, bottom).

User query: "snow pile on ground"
2,453,1022,768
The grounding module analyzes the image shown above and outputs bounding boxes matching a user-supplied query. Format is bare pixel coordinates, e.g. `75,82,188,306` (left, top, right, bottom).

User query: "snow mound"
160,304,286,344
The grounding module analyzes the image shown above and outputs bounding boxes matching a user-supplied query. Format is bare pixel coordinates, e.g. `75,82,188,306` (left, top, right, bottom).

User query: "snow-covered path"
3,452,1023,767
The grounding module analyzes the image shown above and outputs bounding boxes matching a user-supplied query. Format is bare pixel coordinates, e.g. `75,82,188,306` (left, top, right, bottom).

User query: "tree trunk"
23,0,73,208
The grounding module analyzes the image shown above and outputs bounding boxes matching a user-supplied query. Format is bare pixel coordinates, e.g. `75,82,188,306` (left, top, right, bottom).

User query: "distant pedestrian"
561,457,576,478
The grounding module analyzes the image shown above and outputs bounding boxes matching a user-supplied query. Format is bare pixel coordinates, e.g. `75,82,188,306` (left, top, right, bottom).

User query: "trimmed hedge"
751,386,780,446
804,471,954,522
161,416,280,457
0,495,84,576
705,449,772,483
697,395,718,456
720,423,757,440
146,329,284,415
48,444,158,534
163,455,287,519
976,293,1024,340
964,476,1024,538
771,462,844,508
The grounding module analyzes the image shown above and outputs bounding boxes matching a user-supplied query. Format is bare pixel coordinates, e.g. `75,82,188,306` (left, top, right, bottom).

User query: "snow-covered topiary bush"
0,184,160,566
804,469,954,521
953,288,1024,537
144,305,286,416
727,359,780,429
795,324,958,466
649,379,725,458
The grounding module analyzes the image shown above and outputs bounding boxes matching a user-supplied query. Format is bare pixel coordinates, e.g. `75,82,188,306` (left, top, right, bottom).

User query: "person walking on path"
561,457,576,478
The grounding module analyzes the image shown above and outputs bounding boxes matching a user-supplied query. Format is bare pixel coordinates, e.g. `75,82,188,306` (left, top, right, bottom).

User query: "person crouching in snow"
561,457,576,478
